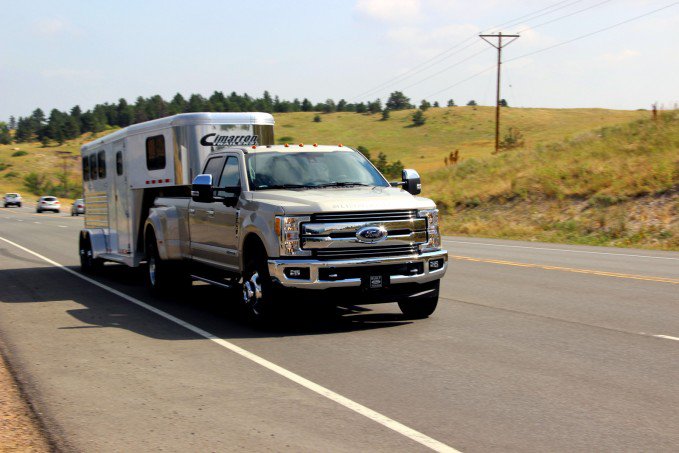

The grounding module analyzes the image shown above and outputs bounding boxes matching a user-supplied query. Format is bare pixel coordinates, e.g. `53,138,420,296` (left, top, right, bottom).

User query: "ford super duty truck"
79,113,447,321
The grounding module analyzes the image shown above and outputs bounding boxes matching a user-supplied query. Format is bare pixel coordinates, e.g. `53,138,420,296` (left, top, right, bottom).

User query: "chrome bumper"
268,250,447,289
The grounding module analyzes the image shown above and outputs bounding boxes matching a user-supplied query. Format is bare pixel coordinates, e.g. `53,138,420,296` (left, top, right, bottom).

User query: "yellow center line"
450,255,679,285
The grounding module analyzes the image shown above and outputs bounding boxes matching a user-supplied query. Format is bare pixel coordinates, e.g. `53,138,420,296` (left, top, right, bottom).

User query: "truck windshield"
246,151,389,190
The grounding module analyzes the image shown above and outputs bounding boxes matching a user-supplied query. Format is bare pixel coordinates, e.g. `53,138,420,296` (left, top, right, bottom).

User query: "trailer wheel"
241,247,277,323
145,231,190,295
397,281,440,319
79,234,102,273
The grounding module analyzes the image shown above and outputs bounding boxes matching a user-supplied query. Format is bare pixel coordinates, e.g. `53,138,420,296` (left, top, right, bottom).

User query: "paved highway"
0,205,678,452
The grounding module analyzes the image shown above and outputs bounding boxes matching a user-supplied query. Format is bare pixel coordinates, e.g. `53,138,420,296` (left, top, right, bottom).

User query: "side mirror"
401,169,421,195
219,186,242,207
191,174,214,203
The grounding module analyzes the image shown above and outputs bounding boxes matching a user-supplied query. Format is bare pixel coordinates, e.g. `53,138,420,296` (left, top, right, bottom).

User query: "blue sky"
1,0,678,119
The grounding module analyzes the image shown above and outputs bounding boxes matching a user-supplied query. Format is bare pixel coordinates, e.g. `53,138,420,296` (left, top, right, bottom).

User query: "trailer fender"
80,229,108,259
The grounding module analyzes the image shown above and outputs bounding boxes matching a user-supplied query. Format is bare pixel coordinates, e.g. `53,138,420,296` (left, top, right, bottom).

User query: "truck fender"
239,230,271,270
145,206,183,261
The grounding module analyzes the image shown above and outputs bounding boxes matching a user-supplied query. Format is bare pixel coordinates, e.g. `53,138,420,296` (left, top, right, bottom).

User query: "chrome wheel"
242,271,263,315
148,255,157,288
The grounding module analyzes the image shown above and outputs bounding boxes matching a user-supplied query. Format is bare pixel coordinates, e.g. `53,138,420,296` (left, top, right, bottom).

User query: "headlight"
418,209,441,252
275,216,311,256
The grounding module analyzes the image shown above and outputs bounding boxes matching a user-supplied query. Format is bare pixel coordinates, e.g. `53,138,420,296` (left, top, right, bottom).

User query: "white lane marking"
0,236,460,453
33,221,41,224
443,239,679,261
653,335,679,342
57,225,67,228
17,219,23,222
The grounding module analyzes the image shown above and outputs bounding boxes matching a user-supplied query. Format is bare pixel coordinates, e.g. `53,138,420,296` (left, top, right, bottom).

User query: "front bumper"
268,250,447,289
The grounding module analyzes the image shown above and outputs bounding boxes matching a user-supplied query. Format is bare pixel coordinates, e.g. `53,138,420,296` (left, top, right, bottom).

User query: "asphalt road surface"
0,205,678,452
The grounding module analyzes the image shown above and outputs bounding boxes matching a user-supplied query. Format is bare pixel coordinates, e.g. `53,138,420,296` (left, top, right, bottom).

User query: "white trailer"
79,112,274,268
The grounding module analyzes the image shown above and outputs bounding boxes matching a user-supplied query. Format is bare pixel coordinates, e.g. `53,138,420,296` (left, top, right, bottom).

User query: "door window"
218,157,240,187
202,156,226,186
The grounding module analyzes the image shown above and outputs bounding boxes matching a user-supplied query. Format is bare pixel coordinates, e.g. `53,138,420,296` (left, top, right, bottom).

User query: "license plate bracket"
364,275,389,289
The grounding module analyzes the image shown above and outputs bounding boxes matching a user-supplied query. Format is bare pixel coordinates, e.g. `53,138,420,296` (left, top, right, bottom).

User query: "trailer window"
82,157,90,181
116,151,123,176
89,154,98,180
146,135,166,170
98,151,106,179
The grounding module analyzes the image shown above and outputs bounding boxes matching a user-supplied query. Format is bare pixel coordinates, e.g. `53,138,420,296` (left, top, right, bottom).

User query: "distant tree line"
6,90,501,145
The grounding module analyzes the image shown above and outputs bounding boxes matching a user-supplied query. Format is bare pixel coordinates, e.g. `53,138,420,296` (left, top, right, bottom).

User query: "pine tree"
0,122,11,144
8,116,16,130
411,109,426,126
386,91,411,110
447,99,456,107
381,109,390,121
301,98,313,112
169,93,188,114
419,100,431,111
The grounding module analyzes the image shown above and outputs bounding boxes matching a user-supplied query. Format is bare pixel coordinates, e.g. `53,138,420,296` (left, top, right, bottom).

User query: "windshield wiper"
256,184,312,190
312,182,372,188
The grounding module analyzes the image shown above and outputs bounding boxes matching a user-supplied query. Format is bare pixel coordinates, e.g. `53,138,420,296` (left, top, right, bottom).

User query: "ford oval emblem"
356,226,388,243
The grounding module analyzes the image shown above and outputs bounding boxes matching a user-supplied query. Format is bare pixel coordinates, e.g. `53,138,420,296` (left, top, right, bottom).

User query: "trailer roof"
81,112,274,152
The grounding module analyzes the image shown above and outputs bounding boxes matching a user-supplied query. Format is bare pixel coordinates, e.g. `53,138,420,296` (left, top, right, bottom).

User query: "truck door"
206,155,241,270
189,155,226,265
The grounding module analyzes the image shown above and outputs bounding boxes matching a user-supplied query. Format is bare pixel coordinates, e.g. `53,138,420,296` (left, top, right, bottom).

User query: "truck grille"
303,210,425,260
311,210,417,222
314,245,419,260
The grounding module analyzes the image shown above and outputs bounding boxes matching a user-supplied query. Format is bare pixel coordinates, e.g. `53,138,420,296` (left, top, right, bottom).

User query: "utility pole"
479,32,519,154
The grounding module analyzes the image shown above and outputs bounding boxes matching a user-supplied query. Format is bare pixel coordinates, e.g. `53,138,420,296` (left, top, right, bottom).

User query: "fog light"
429,259,444,271
285,267,310,279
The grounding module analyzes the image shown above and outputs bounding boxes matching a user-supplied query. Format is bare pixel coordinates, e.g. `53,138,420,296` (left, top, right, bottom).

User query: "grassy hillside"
273,107,647,173
430,111,678,250
1,106,674,250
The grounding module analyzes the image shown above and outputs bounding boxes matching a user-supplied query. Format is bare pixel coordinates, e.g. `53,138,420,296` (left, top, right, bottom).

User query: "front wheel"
241,249,277,323
398,281,440,319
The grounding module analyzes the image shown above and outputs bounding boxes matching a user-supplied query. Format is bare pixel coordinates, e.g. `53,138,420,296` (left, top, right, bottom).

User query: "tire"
398,281,440,319
79,234,102,273
37,209,42,213
241,247,277,323
18,203,21,208
145,231,190,295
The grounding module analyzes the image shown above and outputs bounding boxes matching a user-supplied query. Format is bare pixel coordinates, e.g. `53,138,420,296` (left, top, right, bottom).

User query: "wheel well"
242,233,266,265
144,226,156,252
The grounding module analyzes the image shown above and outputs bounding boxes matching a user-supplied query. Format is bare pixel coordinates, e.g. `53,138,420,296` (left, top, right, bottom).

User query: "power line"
517,0,614,33
507,1,679,63
350,0,588,101
400,48,490,91
426,1,679,99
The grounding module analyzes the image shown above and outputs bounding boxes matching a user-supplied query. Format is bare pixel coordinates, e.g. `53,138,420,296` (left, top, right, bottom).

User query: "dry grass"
433,112,679,250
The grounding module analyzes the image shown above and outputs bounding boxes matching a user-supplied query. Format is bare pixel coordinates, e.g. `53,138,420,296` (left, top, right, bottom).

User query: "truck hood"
248,186,436,215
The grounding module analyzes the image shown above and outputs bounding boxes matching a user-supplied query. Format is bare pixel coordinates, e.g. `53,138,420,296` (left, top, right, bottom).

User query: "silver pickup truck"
144,144,448,320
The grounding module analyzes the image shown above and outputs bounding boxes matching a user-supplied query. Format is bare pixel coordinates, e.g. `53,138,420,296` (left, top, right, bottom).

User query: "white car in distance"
36,196,61,213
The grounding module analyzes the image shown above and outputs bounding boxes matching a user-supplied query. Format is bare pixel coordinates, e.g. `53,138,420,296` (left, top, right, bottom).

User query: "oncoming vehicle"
78,113,447,321
37,196,60,213
3,193,22,208
71,199,85,216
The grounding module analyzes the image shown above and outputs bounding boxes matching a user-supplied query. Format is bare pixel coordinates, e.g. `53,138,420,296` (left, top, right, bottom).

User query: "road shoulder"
0,342,51,453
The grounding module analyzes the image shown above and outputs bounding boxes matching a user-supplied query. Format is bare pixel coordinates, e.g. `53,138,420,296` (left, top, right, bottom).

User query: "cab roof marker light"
313,143,318,147
338,143,343,147
284,143,289,147
299,143,304,147
252,145,257,149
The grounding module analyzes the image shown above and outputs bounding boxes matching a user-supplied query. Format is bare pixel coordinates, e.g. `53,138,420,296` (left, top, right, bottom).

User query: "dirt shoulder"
0,346,51,453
